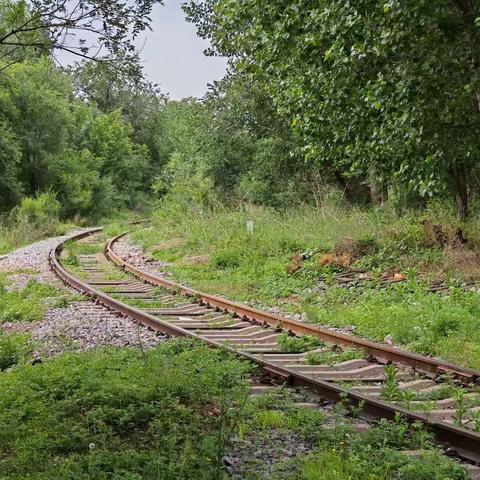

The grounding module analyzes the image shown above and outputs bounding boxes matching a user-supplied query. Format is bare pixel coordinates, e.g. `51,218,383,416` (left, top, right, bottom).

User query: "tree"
0,55,157,217
184,0,480,217
0,120,21,209
0,0,162,66
70,59,166,166
152,74,307,208
0,58,73,194
204,74,306,206
86,110,151,206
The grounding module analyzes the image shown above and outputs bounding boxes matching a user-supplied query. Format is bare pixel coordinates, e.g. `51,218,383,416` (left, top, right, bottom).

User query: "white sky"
57,0,227,99
137,0,227,99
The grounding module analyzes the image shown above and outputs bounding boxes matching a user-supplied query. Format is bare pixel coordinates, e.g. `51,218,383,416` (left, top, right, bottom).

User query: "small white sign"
246,220,254,235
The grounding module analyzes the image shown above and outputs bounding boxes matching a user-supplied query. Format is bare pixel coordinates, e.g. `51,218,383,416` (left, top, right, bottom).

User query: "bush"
212,249,241,269
0,333,31,370
13,191,60,230
0,339,252,479
0,192,77,254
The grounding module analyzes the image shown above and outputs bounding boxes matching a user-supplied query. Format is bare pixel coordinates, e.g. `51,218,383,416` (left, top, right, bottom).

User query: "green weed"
0,192,77,255
278,333,322,353
0,333,32,370
295,448,467,480
242,389,466,479
0,339,253,479
131,202,480,369
305,347,364,365
0,281,59,324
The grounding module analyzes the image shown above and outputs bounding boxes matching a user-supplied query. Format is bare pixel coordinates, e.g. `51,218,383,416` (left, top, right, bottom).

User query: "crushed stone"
32,302,167,357
113,235,173,273
1,231,168,356
225,429,310,479
0,230,86,289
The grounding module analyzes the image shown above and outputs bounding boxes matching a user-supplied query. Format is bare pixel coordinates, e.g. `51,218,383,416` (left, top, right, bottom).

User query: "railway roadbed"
46,228,480,476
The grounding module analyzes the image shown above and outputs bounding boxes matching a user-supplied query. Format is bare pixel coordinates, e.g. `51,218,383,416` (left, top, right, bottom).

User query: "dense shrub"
0,333,31,371
12,191,60,230
0,340,252,479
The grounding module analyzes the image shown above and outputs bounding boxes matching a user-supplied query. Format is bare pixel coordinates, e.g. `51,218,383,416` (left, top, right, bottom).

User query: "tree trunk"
449,0,478,218
454,165,469,220
368,165,386,205
29,151,36,194
451,0,480,112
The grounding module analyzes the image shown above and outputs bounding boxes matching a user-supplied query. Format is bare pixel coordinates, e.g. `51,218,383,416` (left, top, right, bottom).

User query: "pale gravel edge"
1,229,168,357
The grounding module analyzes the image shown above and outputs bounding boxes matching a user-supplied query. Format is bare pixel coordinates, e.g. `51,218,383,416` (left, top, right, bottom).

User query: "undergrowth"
278,333,322,353
0,339,467,479
0,332,31,371
0,280,63,324
131,199,480,369
0,339,253,480
0,192,76,254
233,387,468,479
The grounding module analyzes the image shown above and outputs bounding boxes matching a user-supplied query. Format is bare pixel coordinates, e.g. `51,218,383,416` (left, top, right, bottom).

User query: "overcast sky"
137,0,228,99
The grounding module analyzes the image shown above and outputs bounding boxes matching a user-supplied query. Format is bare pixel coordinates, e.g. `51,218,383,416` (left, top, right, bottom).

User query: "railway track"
50,228,480,467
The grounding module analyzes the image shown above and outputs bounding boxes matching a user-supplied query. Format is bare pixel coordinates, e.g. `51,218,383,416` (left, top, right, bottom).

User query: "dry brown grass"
443,246,480,281
286,254,302,275
420,220,448,248
317,253,353,269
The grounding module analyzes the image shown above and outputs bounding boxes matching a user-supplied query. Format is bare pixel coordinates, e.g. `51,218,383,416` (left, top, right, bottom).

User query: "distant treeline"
3,1,480,220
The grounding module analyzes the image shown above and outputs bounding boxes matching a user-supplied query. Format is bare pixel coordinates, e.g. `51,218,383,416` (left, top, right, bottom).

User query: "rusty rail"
107,232,480,383
49,229,480,463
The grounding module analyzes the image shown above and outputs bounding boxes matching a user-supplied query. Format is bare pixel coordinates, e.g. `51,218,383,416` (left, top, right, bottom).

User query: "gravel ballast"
0,230,86,289
0,231,167,356
32,302,166,357
113,235,171,272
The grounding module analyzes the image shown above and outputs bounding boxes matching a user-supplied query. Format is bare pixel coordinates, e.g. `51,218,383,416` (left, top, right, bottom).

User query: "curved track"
50,228,480,464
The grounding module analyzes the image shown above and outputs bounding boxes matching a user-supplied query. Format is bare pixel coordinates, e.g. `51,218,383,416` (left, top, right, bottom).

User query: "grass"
0,280,65,324
60,238,104,268
0,219,77,255
295,448,467,480
305,347,365,365
0,335,469,479
304,283,480,368
130,199,480,369
278,333,323,353
0,196,147,256
0,339,253,480
0,332,32,371
232,386,468,479
0,279,76,370
0,191,78,255
0,222,77,255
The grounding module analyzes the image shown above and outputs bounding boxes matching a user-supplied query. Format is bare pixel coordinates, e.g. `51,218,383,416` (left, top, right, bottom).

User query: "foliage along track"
49,228,480,466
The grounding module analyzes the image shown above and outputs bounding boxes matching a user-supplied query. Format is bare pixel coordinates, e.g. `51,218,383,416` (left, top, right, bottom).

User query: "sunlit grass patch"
129,202,480,370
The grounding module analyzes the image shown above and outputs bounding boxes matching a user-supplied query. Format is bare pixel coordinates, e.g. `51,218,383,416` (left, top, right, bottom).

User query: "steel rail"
107,232,480,384
50,229,480,463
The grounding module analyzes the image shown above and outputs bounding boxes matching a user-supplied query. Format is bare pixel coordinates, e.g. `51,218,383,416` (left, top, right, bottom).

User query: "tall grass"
0,192,75,254
129,193,480,369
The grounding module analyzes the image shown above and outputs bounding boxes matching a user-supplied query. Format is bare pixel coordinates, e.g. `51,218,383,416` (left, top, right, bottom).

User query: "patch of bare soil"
184,254,210,265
